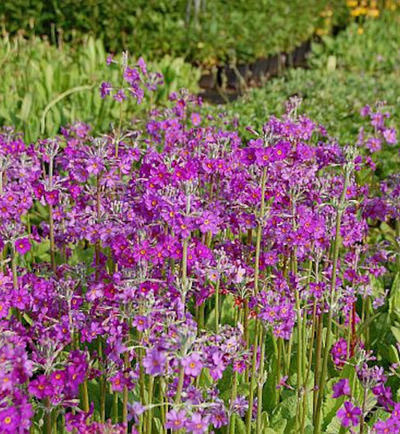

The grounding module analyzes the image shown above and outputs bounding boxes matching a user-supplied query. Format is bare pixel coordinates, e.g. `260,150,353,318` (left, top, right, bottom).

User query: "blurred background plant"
1,0,400,146
221,8,400,178
1,0,392,67
0,34,199,142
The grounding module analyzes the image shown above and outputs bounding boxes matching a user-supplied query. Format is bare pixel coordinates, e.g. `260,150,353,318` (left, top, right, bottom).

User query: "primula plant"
1,54,400,434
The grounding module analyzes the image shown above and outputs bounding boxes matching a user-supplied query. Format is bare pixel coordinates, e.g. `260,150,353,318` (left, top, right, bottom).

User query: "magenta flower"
28,375,53,399
0,407,19,433
191,113,201,126
186,413,209,434
100,81,112,98
383,127,397,145
44,189,59,205
332,378,351,398
123,67,140,85
113,89,126,102
143,349,166,376
182,353,203,377
110,372,125,392
0,300,10,318
138,57,147,76
198,211,219,235
15,238,31,255
337,401,361,428
132,315,149,332
165,409,187,430
106,54,114,65
331,338,348,369
86,157,104,176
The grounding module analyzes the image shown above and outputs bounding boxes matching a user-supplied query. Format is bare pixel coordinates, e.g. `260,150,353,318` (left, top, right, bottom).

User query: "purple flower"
28,374,53,399
165,409,187,430
0,407,19,433
360,105,371,117
100,81,112,98
191,113,201,126
138,57,147,76
86,157,104,175
337,401,361,428
110,372,125,392
15,238,31,255
331,338,348,369
198,211,219,235
123,67,140,85
45,189,59,205
366,137,381,153
106,54,114,65
231,396,248,417
185,413,209,434
127,402,145,424
113,89,126,102
143,349,166,376
182,353,203,377
132,315,149,332
332,378,351,398
383,128,397,145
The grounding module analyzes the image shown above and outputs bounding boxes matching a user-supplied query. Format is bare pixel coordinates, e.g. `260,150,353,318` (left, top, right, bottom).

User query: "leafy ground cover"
224,9,400,177
1,3,400,434
0,51,400,434
0,35,199,142
0,0,350,66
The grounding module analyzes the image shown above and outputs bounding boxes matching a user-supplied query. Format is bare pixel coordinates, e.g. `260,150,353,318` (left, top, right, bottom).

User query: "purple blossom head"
0,407,19,433
332,378,351,398
15,238,31,255
143,348,167,376
182,353,203,377
337,401,361,428
113,89,126,102
100,81,112,98
185,413,209,434
165,409,187,430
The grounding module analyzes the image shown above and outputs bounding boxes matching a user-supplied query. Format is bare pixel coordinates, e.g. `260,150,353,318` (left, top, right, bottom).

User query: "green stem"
174,365,185,404
99,339,106,423
229,371,238,434
301,300,317,433
215,278,220,332
122,352,129,429
314,172,349,433
256,326,266,433
146,376,154,433
313,314,323,420
45,397,52,434
360,385,368,434
246,322,259,434
81,381,89,413
112,390,118,423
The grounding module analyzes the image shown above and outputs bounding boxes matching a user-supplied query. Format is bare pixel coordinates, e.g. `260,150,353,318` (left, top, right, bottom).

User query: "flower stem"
229,371,238,434
246,321,259,434
314,171,349,433
215,278,220,332
256,326,266,433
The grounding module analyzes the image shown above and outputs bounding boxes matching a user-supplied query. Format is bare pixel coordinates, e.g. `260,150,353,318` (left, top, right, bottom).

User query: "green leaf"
20,94,32,122
153,418,164,434
391,326,400,344
270,418,287,433
233,414,247,434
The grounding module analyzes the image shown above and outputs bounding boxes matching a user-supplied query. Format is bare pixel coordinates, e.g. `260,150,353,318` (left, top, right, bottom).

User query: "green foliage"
0,35,199,142
0,0,345,65
224,10,400,178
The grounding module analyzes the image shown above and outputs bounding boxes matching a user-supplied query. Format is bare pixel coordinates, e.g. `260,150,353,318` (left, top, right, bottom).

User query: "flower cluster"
0,57,399,433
